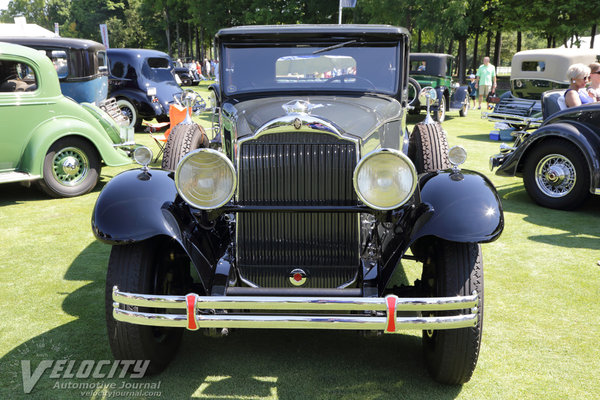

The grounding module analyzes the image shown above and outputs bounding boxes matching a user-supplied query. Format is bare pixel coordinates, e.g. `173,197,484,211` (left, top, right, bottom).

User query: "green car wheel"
39,137,101,198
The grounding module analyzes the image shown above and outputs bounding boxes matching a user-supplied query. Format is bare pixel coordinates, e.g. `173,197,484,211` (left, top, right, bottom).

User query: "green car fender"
19,116,131,176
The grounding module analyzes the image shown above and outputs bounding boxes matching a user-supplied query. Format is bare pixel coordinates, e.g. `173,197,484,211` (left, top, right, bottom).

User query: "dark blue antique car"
490,92,600,210
93,25,503,385
0,36,108,104
107,48,182,129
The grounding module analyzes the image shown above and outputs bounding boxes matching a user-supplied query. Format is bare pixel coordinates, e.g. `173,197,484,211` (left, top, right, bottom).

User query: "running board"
0,172,40,184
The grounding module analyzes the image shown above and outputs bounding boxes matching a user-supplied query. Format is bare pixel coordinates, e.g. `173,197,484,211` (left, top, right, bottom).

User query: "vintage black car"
92,25,504,385
490,93,600,210
408,53,470,122
107,48,183,129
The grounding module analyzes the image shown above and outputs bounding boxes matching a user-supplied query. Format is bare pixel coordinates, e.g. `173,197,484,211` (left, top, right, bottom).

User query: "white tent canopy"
0,16,56,38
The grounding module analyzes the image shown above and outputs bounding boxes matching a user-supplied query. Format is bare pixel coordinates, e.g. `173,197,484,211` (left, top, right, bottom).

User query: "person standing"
475,56,497,109
204,58,211,79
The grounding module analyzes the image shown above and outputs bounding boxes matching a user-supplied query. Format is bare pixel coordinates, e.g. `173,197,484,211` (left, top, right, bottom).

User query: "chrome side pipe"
112,286,478,333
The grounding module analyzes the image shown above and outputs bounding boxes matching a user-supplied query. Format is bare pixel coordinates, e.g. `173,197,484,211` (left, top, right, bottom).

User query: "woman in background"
564,63,595,108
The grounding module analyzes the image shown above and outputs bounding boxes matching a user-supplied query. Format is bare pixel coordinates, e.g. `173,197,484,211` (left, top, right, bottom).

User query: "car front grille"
236,131,359,288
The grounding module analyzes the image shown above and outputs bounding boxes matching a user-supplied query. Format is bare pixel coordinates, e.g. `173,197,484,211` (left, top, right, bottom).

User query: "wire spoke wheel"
534,153,576,198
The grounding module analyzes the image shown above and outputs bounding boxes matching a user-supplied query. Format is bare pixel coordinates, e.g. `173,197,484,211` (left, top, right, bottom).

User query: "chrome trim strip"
112,287,478,332
113,308,476,331
483,112,542,126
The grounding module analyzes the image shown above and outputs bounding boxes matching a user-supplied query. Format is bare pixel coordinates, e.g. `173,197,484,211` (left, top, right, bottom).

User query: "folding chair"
146,104,191,163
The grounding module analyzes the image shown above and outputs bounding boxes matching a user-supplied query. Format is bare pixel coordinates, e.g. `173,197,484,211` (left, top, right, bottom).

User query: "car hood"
230,95,402,139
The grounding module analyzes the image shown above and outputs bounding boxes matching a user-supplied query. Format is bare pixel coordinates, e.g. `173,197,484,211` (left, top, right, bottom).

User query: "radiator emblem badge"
293,118,302,130
289,268,307,286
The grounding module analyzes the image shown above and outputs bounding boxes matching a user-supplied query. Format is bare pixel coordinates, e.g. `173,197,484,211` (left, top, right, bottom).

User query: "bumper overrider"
112,286,479,333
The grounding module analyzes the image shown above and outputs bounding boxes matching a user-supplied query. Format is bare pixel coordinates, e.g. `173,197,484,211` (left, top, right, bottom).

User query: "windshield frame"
220,40,403,98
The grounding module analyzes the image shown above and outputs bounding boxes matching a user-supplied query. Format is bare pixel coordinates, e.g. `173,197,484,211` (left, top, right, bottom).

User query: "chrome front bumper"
112,287,478,333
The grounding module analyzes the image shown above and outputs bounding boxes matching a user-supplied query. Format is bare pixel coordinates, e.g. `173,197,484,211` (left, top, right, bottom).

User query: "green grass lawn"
1,86,599,399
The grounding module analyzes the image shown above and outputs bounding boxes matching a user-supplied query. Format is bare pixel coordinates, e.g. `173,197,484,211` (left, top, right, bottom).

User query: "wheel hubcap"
535,154,576,197
52,147,89,186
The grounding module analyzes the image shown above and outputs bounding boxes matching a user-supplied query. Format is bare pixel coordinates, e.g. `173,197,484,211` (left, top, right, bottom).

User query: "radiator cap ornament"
289,268,307,286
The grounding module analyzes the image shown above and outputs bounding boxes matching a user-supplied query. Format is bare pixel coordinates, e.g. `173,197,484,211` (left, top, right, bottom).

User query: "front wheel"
161,123,209,171
522,139,589,210
407,77,421,107
38,137,100,197
432,95,446,122
459,98,469,117
421,239,484,385
407,122,450,173
105,240,190,374
117,98,140,130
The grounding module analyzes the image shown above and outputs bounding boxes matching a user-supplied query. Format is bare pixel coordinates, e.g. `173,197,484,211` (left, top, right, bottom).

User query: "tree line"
2,0,598,82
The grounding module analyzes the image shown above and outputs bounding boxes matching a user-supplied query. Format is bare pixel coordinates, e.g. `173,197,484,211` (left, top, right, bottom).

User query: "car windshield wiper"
312,40,357,55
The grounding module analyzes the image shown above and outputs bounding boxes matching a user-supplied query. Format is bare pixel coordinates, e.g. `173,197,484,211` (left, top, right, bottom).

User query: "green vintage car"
0,42,134,197
408,53,470,122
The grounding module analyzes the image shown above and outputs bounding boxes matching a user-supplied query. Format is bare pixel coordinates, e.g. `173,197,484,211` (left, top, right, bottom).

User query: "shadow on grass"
0,241,464,399
456,133,496,143
496,183,600,249
0,182,48,206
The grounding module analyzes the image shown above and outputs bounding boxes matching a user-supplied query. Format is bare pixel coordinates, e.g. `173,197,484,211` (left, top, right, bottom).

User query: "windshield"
221,42,400,95
141,57,176,83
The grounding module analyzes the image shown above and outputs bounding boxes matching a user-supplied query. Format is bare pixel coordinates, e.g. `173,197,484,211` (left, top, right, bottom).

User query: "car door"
0,54,51,172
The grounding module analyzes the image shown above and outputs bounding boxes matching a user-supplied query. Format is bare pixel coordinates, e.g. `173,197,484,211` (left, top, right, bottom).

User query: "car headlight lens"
175,149,236,210
353,149,417,210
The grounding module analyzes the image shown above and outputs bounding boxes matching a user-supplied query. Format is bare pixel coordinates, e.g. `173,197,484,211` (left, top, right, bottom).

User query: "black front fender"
92,169,180,244
92,168,230,293
411,169,504,243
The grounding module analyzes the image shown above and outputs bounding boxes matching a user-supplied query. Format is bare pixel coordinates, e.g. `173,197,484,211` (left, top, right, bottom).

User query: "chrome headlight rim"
174,148,237,210
353,148,418,211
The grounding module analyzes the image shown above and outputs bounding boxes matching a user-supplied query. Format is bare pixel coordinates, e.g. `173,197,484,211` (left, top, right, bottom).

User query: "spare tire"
161,123,209,171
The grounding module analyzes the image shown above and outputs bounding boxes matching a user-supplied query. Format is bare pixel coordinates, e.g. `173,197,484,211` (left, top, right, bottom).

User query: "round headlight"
353,149,417,210
133,146,153,167
448,145,467,166
175,149,236,210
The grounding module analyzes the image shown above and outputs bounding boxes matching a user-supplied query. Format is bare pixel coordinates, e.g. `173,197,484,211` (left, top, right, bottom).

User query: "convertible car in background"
490,96,600,210
484,48,599,129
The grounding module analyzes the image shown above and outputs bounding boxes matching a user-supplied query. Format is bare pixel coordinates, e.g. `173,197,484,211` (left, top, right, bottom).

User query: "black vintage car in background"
107,48,183,129
92,25,504,385
490,98,600,210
